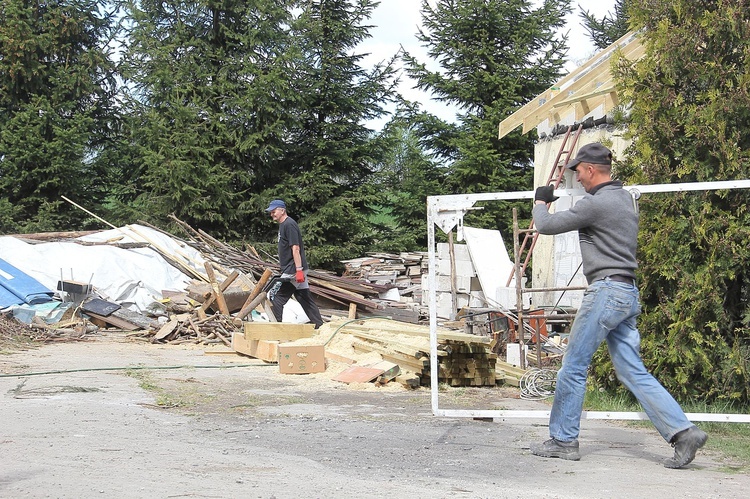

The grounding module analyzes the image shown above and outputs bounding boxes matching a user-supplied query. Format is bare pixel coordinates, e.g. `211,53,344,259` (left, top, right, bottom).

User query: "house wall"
531,128,631,310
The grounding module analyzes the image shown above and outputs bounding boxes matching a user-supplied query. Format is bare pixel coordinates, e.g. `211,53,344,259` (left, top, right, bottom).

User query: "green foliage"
250,0,400,268
0,0,120,232
119,0,303,239
369,119,448,251
593,0,750,403
402,0,570,240
579,0,632,50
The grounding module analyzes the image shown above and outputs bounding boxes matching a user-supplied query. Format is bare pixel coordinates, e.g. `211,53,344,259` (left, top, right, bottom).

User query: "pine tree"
579,0,631,50
402,0,570,239
119,0,301,238
0,0,120,232
370,116,448,251
600,0,750,403
262,0,400,267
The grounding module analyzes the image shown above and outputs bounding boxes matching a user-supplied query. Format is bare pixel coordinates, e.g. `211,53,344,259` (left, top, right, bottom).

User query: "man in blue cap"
264,199,324,328
529,143,707,468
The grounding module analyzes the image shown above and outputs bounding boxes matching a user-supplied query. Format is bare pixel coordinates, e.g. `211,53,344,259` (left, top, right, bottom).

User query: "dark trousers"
271,282,324,328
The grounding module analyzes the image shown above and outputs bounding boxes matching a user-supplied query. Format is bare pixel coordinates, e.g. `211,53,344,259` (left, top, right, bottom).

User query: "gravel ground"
1,333,748,498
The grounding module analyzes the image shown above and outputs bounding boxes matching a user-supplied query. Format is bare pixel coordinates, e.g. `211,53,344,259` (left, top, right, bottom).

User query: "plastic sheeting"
0,225,206,313
0,258,54,307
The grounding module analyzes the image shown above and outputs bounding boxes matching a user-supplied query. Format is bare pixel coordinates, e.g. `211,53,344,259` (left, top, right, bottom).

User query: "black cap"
565,143,613,170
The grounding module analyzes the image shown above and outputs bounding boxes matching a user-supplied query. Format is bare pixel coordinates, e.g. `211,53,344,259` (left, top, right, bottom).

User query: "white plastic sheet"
0,225,206,313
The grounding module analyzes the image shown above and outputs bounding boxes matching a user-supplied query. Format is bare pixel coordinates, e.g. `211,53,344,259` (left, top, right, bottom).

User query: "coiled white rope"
520,368,557,400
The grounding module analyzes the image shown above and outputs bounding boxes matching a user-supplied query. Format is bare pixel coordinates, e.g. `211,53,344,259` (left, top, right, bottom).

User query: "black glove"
534,185,559,203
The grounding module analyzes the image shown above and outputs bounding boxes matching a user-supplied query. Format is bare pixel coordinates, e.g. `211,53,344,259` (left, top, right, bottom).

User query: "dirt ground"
1,332,749,499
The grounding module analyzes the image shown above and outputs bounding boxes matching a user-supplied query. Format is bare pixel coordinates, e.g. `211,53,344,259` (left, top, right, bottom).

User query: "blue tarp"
0,258,54,308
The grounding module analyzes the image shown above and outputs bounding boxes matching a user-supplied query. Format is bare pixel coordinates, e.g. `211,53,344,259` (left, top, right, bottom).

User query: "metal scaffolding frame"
426,179,750,423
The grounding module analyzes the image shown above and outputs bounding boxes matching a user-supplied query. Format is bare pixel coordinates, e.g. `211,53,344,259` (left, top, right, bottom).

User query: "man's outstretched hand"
535,185,559,203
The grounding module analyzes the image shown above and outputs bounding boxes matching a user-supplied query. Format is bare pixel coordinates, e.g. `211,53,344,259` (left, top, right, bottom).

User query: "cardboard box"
278,344,326,374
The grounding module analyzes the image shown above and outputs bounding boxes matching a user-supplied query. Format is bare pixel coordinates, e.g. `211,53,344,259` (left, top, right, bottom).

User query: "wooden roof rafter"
498,31,644,139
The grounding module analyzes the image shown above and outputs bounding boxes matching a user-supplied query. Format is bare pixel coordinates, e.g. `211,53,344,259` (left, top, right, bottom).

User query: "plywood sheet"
332,366,384,384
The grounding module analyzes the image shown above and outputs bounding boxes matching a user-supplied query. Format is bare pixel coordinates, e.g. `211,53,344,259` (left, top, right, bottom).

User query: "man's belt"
607,274,636,285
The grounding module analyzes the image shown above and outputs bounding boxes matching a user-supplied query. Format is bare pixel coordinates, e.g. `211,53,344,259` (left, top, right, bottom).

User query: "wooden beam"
498,32,642,139
519,41,644,134
204,262,230,315
235,268,273,321
199,270,239,314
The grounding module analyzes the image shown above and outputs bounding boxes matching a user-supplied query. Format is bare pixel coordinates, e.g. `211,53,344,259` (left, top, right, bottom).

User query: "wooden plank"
325,351,358,365
231,332,279,362
154,318,179,340
236,268,273,320
85,308,153,331
243,322,316,341
332,366,385,384
204,262,230,315
338,321,490,344
370,360,400,382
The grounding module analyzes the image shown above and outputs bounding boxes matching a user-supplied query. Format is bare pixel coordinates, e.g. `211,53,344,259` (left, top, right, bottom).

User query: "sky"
360,0,619,128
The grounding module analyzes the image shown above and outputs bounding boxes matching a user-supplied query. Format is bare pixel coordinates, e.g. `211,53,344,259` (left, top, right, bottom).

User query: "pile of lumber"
341,252,428,321
329,318,499,387
167,216,393,317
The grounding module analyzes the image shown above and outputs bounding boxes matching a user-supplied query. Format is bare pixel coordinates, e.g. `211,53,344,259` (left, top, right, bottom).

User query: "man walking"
529,143,707,469
265,199,324,329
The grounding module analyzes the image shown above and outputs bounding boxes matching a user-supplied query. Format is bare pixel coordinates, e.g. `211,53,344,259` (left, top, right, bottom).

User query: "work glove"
295,269,305,283
534,185,559,203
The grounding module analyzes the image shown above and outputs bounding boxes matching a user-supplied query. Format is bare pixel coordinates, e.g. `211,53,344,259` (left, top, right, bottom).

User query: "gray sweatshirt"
532,181,638,284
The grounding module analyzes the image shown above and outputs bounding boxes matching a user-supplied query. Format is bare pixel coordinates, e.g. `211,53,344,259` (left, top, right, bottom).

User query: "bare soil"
1,332,748,499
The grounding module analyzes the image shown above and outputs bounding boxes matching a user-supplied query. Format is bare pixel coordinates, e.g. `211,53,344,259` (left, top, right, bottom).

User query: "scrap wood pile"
78,216,431,343
308,317,519,388
164,215,394,317
128,312,243,347
341,252,428,317
0,311,92,346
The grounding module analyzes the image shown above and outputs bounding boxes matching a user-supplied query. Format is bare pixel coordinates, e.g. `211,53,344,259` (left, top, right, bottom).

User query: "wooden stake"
234,268,274,321
199,270,239,313
204,262,230,315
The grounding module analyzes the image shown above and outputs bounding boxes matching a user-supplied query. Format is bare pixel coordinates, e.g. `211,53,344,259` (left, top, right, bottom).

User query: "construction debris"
0,217,558,392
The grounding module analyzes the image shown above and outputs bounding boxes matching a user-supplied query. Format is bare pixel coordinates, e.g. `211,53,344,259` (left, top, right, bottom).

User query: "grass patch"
124,369,195,409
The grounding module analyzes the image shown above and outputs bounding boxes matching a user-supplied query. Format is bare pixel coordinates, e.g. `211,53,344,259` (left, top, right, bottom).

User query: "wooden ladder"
507,124,583,286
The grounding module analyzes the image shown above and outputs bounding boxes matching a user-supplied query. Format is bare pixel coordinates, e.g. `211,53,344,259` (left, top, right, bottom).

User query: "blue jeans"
549,278,693,443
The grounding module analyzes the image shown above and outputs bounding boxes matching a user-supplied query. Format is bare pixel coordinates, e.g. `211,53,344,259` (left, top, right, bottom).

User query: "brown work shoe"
530,438,581,461
664,426,708,469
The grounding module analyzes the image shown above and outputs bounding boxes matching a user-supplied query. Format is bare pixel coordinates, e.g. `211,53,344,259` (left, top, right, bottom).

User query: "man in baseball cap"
264,199,287,212
529,143,708,468
264,199,324,329
564,142,613,171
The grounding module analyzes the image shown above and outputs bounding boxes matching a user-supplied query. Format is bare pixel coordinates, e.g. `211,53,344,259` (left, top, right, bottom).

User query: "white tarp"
0,224,206,313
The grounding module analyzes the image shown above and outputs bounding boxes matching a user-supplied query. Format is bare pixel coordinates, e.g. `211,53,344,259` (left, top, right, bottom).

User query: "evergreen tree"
599,0,750,403
579,0,631,50
262,0,399,268
402,0,570,240
120,0,300,238
0,0,120,232
370,116,448,251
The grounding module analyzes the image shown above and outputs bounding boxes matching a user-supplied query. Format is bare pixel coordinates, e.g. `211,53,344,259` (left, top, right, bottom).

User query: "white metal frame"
426,179,750,423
